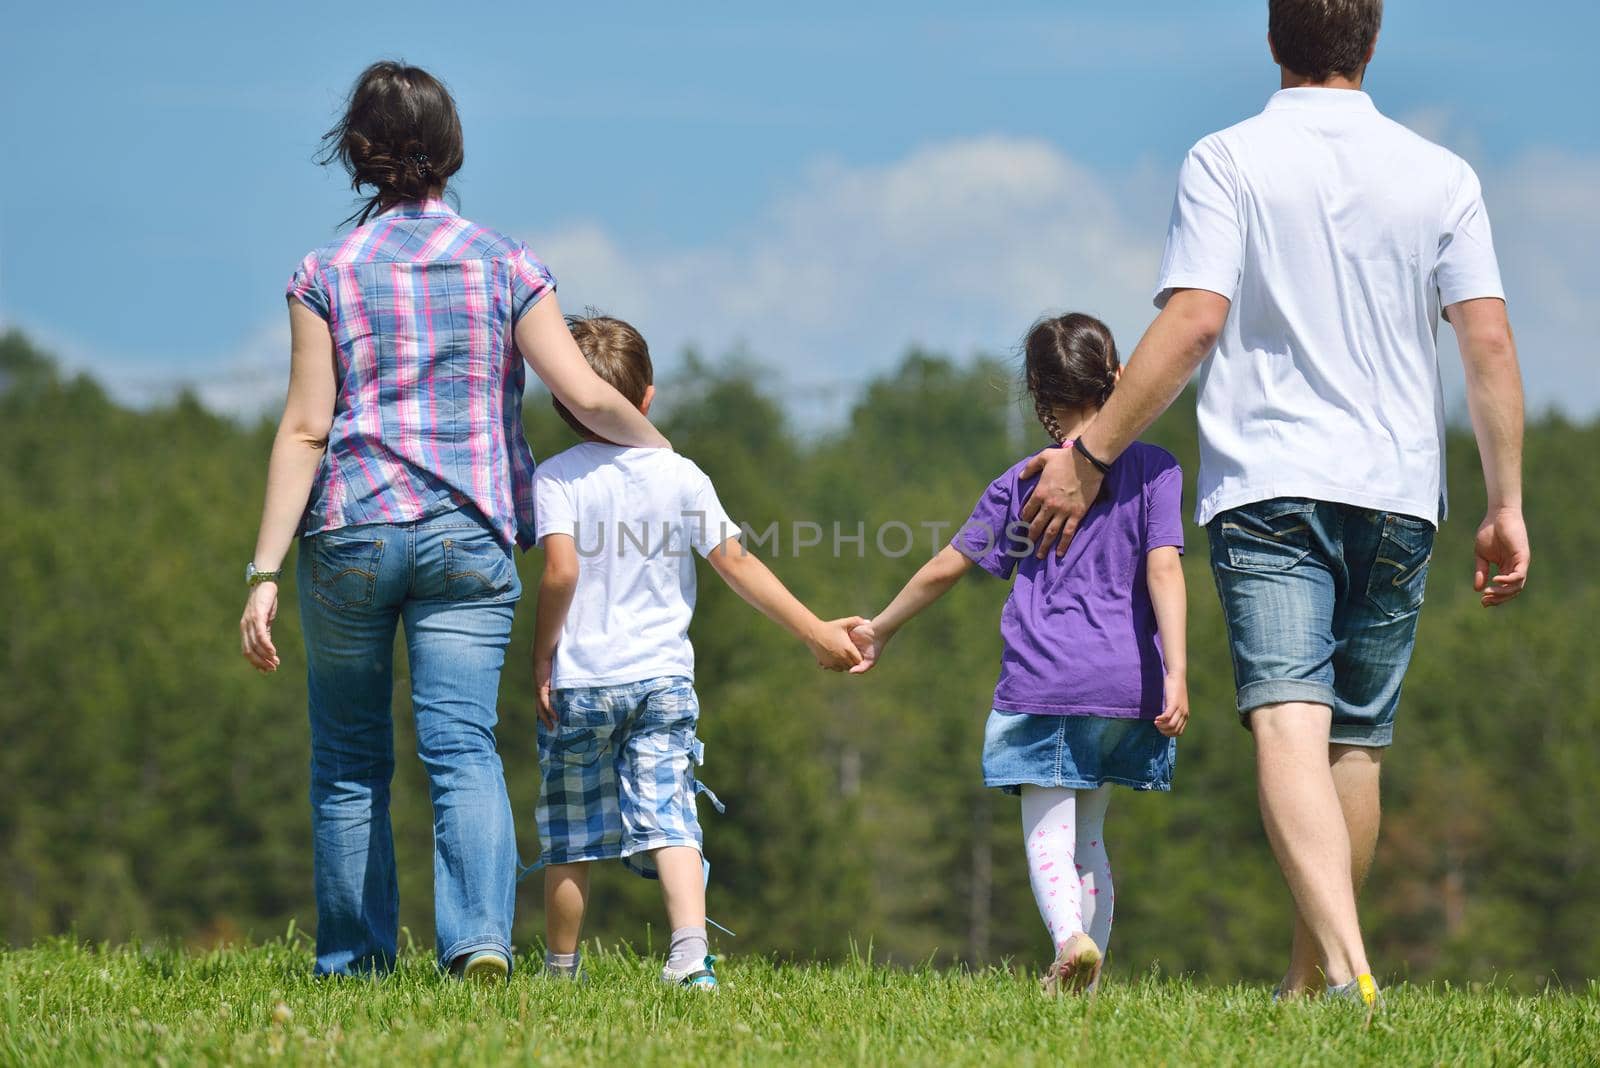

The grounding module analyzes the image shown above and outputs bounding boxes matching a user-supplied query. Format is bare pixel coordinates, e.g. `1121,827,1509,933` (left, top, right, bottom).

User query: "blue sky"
2,1,1594,419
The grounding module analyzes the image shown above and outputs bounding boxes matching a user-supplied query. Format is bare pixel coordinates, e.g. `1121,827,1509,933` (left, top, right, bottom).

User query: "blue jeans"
298,509,520,976
1207,498,1435,747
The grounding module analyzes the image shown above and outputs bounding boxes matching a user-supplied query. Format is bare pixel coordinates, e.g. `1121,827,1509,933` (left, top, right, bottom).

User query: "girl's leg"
1020,785,1086,948
1074,784,1115,953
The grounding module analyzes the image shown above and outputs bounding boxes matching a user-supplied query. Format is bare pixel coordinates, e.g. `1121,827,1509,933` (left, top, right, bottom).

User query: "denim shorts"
1207,498,1435,747
536,676,719,878
982,710,1176,794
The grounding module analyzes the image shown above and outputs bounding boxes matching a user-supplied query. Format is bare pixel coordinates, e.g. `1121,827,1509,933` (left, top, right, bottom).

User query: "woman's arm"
1145,545,1188,737
533,534,580,728
515,294,670,449
239,301,338,673
849,544,974,674
705,537,866,671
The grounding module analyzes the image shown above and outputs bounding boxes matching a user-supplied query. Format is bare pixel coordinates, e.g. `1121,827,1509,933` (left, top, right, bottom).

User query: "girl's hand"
806,617,869,672
240,582,281,673
1154,670,1188,737
847,620,885,675
534,654,557,730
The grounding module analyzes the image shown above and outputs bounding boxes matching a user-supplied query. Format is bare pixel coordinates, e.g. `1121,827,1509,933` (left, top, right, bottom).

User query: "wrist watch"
245,563,283,587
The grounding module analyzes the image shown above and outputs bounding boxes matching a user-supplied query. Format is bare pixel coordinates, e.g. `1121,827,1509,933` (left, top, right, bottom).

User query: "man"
1021,0,1529,1005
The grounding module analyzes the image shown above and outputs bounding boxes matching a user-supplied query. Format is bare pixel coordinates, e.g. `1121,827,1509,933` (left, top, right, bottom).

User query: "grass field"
4,938,1597,1067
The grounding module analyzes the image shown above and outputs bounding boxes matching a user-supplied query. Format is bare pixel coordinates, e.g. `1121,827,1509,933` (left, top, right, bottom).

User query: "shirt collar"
378,197,458,220
1264,87,1378,113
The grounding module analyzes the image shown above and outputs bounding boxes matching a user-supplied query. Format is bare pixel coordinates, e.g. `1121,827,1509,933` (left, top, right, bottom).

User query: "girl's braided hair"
1023,313,1120,443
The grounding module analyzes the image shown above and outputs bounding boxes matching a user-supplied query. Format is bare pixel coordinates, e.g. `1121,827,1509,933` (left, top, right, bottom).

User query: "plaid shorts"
535,676,714,878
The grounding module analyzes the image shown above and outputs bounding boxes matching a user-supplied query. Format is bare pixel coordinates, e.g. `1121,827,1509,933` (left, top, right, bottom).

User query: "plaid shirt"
287,199,554,549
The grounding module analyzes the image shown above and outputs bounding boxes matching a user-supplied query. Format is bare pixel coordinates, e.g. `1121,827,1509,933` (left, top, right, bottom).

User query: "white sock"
1021,784,1115,953
544,949,581,977
667,926,708,974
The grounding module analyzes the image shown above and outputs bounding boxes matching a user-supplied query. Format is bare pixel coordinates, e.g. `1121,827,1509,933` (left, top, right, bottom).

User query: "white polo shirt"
1155,87,1505,526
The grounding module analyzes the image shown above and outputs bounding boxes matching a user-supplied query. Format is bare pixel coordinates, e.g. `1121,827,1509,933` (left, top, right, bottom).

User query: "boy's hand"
534,654,557,729
806,617,869,672
847,620,884,675
1154,669,1189,737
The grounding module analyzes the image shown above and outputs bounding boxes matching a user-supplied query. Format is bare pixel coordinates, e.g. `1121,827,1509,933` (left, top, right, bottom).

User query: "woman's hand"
240,582,281,673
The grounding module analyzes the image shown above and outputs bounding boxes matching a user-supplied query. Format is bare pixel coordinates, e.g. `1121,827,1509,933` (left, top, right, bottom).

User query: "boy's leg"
1074,785,1115,953
544,862,591,959
1282,743,1383,995
1252,702,1370,988
654,845,709,974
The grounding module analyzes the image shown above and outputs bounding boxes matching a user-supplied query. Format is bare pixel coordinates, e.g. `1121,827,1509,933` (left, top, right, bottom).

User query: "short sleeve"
684,464,739,557
533,467,577,544
952,469,1021,579
286,251,331,320
1153,140,1243,309
1435,160,1505,310
509,242,557,321
1143,458,1185,554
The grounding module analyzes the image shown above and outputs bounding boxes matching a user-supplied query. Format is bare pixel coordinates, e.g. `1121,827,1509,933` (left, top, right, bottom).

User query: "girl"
850,313,1189,994
237,62,670,980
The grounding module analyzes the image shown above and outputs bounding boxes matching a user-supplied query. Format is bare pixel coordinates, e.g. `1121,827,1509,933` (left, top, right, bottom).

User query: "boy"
531,314,865,989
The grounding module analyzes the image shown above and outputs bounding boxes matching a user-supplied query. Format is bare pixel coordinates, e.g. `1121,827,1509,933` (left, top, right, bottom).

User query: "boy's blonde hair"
555,313,653,436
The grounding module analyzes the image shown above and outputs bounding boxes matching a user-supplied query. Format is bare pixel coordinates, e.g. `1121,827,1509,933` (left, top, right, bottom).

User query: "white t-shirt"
1155,87,1506,526
533,443,739,689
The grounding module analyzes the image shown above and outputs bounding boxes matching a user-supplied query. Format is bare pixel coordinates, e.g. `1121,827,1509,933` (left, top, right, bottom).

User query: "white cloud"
171,135,1597,425
533,134,1596,425
529,137,1165,422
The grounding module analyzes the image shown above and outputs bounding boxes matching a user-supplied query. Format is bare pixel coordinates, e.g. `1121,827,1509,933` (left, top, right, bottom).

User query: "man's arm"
533,534,579,727
705,537,866,671
1446,297,1529,606
1021,289,1230,555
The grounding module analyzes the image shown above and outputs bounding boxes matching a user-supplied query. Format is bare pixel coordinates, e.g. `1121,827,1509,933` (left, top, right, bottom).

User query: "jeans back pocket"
1365,513,1434,618
309,533,385,610
1218,499,1319,571
443,533,517,602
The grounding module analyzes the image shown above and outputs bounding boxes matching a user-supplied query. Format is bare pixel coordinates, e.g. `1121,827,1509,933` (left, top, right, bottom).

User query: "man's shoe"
662,954,719,991
456,950,510,984
1041,932,1102,996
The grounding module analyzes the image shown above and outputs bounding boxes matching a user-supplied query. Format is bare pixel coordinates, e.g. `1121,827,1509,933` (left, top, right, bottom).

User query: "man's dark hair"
1268,0,1383,82
554,314,653,437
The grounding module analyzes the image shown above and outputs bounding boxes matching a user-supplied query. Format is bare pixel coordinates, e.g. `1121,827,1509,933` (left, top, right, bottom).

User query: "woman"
237,61,669,980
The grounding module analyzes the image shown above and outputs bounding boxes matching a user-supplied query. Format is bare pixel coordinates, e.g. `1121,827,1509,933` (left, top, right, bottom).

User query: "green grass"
3,938,1597,1067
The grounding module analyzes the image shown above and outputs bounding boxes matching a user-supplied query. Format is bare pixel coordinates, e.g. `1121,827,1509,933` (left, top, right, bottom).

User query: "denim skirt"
982,710,1175,794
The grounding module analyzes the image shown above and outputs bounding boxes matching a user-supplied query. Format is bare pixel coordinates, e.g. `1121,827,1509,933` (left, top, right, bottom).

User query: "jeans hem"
438,937,513,975
1236,679,1336,716
1330,723,1394,748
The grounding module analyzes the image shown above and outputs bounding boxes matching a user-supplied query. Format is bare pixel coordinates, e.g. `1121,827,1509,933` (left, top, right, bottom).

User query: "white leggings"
1020,784,1114,952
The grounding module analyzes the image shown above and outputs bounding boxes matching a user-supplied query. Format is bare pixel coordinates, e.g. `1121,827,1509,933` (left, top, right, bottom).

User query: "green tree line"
1,329,1594,986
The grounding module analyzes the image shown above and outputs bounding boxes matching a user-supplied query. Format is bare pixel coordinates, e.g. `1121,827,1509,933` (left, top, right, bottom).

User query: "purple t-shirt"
954,441,1185,718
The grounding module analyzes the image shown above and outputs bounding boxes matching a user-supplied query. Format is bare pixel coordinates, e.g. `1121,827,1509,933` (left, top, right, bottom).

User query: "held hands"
239,582,281,673
806,616,870,672
1020,445,1104,559
1473,507,1530,607
847,620,885,675
1154,669,1189,738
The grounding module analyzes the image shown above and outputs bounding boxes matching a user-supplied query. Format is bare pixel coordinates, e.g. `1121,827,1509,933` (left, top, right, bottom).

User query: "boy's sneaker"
1326,973,1382,1010
1041,932,1102,996
455,950,510,984
662,954,719,991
